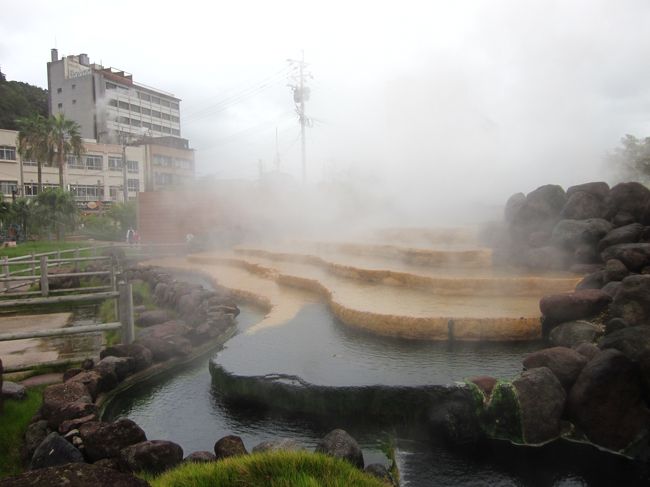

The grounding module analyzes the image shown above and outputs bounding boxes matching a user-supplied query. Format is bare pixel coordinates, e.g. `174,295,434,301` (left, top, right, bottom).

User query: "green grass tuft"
0,385,46,478
142,450,389,487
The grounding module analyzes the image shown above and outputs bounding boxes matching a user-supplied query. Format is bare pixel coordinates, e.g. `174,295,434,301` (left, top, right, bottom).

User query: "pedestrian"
126,227,134,244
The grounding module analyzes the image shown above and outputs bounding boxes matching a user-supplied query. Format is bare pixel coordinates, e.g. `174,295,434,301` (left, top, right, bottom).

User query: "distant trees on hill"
0,71,48,130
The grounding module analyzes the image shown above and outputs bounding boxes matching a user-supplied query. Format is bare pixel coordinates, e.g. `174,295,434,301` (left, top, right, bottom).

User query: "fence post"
111,257,118,319
40,256,49,297
118,281,134,344
56,250,61,269
31,253,36,275
2,256,8,292
74,248,80,272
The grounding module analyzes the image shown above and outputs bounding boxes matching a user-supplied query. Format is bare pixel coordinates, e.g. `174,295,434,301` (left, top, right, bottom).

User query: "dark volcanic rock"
561,191,605,220
504,192,526,223
605,182,650,221
566,182,610,200
609,274,650,326
428,388,483,446
603,259,629,283
133,337,181,362
214,435,248,460
80,419,147,462
23,420,50,461
512,368,566,444
605,317,629,334
29,432,84,470
598,223,644,252
135,310,174,327
62,368,83,382
467,375,497,398
568,349,650,451
551,219,612,250
601,243,650,272
599,326,650,362
523,347,588,390
573,342,600,361
94,356,135,381
0,463,149,487
252,438,303,453
66,370,117,400
47,401,98,430
365,464,394,484
549,320,601,347
59,414,97,435
540,290,612,324
2,381,26,400
315,429,364,469
120,440,183,474
575,271,605,290
184,451,216,463
41,382,92,420
601,281,622,299
100,344,153,371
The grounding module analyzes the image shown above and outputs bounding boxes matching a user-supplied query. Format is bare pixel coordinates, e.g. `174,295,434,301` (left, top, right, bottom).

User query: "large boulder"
504,192,526,223
47,401,98,431
184,451,216,463
522,347,588,390
252,438,303,453
66,370,117,400
120,440,183,474
567,349,650,451
23,420,50,461
137,321,190,340
512,367,566,444
523,246,571,271
609,274,650,326
513,184,567,229
135,310,174,328
601,243,650,272
427,387,483,446
0,463,149,487
134,336,191,362
566,182,610,200
598,223,645,252
29,432,85,470
561,191,605,220
603,259,629,283
41,382,92,420
604,182,650,222
315,429,364,469
551,219,612,250
213,435,248,460
79,419,147,462
548,320,601,348
94,356,136,381
100,344,153,372
540,289,612,324
599,326,650,362
2,381,26,400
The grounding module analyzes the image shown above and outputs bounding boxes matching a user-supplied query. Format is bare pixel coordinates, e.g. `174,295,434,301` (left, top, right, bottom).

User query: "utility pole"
121,132,128,203
288,51,311,184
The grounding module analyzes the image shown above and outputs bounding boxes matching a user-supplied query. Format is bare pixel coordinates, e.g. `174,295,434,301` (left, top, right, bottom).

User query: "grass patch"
142,451,388,487
0,385,46,478
0,241,90,259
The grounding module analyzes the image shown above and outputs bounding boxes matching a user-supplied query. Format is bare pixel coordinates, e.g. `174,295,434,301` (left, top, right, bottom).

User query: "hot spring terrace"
147,238,581,341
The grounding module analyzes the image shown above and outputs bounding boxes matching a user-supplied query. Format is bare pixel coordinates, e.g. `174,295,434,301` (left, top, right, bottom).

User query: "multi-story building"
47,49,182,143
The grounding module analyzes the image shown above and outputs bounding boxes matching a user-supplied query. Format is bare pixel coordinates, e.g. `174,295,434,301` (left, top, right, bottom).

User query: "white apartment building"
47,50,182,144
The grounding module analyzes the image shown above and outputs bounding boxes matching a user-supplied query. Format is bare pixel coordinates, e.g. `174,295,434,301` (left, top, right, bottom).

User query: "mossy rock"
480,381,523,443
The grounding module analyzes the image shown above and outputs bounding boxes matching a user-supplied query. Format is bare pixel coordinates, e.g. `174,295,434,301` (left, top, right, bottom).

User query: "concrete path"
0,313,72,369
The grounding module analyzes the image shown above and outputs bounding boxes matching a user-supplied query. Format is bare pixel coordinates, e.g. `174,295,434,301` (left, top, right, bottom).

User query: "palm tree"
16,114,53,193
49,113,83,189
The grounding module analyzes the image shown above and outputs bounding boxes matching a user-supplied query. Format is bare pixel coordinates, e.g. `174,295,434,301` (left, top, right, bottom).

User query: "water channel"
104,294,647,486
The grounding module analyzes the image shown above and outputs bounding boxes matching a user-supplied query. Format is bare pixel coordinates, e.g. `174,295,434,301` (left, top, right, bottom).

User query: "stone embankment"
0,267,393,486
465,181,650,460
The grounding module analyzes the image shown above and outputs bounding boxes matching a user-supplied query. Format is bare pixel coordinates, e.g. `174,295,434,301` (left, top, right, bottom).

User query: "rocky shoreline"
0,267,394,486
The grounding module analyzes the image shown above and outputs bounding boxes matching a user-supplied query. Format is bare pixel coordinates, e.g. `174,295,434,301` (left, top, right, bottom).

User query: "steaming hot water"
104,230,641,485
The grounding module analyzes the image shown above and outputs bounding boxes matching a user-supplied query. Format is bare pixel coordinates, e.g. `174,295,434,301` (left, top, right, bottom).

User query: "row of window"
105,82,179,110
152,155,192,170
113,117,181,136
108,99,180,122
154,172,189,186
0,146,17,161
0,180,141,197
107,157,139,172
66,155,140,173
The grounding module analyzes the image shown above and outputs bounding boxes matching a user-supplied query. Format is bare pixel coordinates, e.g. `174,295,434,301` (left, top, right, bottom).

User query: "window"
151,110,161,118
67,155,84,168
171,102,179,110
161,99,170,108
71,84,76,89
142,122,152,129
175,158,192,170
154,173,174,185
127,160,139,173
138,92,151,102
22,159,37,166
109,186,122,200
24,183,58,196
118,116,130,125
130,105,140,113
0,180,17,195
57,87,62,93
171,128,180,136
108,99,118,107
171,115,180,123
70,184,104,201
86,155,103,170
162,126,171,134
131,119,141,127
118,101,129,110
108,156,122,171
152,124,162,132
106,82,116,90
153,155,173,167
151,96,160,105
161,113,170,121
57,103,62,109
127,179,139,192
141,108,151,116
0,146,16,160
72,99,77,105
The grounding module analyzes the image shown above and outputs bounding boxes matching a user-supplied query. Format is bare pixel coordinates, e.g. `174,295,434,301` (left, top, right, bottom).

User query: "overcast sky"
2,0,650,208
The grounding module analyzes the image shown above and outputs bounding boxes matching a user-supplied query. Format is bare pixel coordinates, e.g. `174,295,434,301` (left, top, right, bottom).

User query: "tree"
0,77,48,130
106,201,137,235
31,189,78,240
17,115,53,193
49,113,84,189
609,134,650,183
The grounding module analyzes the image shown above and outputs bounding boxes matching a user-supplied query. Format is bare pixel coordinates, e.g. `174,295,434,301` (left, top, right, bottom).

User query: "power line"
287,51,312,184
